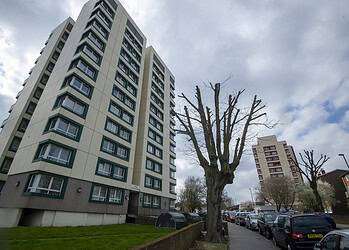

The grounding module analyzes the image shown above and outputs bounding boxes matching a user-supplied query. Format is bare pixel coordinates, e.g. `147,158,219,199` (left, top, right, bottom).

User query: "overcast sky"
0,0,349,203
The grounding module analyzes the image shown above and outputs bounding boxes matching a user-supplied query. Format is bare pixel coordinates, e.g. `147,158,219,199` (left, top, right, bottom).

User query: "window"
45,116,82,141
147,143,162,159
170,132,175,141
266,156,279,161
144,175,162,190
91,185,107,202
148,128,163,145
146,158,162,174
18,118,30,133
90,184,124,205
33,87,43,100
9,136,22,152
122,38,141,62
112,86,136,110
150,92,164,109
142,193,161,208
108,188,123,203
120,48,140,73
95,0,115,19
40,74,49,85
26,173,66,198
57,41,64,50
153,63,164,81
152,73,164,89
265,151,278,156
70,58,97,80
91,9,112,29
115,71,137,97
96,158,127,182
63,74,92,97
26,102,37,115
47,62,55,72
126,20,144,46
76,43,102,65
101,137,130,161
52,51,60,61
0,157,13,174
267,161,281,167
82,30,105,51
151,83,164,99
35,141,76,167
269,167,282,173
66,23,73,31
118,60,138,84
54,94,88,118
105,117,132,142
149,115,163,132
62,31,69,41
109,101,134,125
153,55,165,72
170,156,175,166
263,145,276,151
170,143,176,153
270,173,284,178
87,19,109,39
170,169,176,179
170,183,176,194
150,104,163,120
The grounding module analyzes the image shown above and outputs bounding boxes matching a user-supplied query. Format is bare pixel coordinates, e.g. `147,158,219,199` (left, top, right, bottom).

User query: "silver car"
246,213,259,230
314,229,349,250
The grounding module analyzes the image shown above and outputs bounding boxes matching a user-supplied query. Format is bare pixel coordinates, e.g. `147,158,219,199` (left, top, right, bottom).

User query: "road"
228,222,278,250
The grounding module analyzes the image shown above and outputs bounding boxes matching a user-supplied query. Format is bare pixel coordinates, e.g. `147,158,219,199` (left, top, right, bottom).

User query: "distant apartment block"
0,0,176,227
252,135,303,185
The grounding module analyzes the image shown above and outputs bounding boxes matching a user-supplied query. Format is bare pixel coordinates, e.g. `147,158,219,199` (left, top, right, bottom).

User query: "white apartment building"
0,0,176,227
252,135,303,185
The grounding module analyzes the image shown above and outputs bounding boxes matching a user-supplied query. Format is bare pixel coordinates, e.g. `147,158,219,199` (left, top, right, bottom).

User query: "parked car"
258,212,278,239
227,211,237,223
236,212,249,226
246,213,259,230
313,229,349,250
182,212,201,224
235,212,241,224
271,214,334,250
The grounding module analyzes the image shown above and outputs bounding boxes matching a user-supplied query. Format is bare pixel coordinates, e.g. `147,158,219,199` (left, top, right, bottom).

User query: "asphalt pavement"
228,222,278,250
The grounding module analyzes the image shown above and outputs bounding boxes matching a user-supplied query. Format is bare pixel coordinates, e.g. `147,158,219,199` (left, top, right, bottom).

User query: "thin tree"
292,150,329,212
178,176,206,212
258,176,296,211
175,83,267,242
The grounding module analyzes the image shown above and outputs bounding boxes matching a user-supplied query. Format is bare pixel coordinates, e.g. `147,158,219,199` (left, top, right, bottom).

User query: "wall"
133,222,203,250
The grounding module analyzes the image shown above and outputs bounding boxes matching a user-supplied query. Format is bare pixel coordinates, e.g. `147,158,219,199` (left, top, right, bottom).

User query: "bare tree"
178,176,206,212
258,176,296,211
175,83,267,242
292,150,330,212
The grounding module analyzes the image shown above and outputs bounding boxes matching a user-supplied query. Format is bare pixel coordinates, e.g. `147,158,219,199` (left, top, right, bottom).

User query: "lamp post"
338,154,349,169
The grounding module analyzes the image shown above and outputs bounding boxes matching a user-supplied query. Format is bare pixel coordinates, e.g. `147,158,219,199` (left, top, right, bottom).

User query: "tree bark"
206,181,224,242
310,181,324,212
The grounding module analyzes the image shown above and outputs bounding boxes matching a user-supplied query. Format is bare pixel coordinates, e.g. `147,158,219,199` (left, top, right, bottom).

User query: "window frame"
24,172,68,199
100,136,130,161
53,93,89,119
62,74,93,98
95,157,128,182
104,117,132,143
33,140,76,168
44,115,83,142
89,183,124,205
144,174,162,191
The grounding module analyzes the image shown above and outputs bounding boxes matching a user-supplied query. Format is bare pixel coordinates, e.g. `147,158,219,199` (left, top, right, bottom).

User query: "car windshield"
241,213,248,217
264,214,277,222
249,214,258,219
292,216,331,230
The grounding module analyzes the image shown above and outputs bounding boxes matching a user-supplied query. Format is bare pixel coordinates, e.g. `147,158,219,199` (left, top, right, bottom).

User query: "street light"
338,154,349,169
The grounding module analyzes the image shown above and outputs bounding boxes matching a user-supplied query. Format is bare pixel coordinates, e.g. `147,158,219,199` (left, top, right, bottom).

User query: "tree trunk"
310,182,324,212
206,183,224,242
